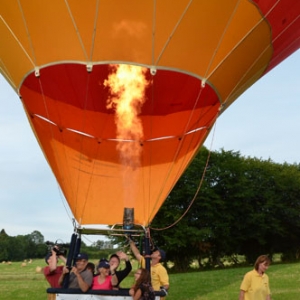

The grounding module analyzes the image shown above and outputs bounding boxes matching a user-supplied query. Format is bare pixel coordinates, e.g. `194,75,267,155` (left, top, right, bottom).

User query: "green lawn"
1,259,299,299
168,263,300,300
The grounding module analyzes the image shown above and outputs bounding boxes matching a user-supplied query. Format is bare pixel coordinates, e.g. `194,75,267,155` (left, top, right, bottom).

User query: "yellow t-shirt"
140,256,169,290
240,269,270,300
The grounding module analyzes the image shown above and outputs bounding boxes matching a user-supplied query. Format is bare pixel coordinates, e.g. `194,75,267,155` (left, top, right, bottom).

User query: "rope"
150,111,220,231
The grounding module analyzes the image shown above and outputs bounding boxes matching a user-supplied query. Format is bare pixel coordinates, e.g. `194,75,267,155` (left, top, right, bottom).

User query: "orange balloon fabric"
0,0,299,226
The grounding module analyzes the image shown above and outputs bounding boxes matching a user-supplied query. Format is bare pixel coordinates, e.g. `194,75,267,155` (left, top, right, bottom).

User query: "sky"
0,50,299,246
204,50,300,163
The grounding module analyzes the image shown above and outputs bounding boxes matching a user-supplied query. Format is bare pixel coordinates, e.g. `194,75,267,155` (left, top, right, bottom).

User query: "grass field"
1,259,300,299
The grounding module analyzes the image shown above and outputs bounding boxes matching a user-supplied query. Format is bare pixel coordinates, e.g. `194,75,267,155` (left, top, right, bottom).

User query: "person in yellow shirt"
239,255,271,300
129,239,169,299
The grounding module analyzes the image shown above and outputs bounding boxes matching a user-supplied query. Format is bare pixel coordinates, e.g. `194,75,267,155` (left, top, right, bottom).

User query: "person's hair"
254,255,271,271
133,268,151,294
86,262,95,274
109,253,120,263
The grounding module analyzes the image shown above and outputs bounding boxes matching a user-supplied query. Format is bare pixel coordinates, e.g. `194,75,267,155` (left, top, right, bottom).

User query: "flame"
104,64,149,169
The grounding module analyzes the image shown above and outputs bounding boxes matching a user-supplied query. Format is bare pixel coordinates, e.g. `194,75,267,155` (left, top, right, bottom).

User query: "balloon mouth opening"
123,207,134,232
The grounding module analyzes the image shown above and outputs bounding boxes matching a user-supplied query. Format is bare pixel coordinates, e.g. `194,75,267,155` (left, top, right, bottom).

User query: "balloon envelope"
0,0,299,226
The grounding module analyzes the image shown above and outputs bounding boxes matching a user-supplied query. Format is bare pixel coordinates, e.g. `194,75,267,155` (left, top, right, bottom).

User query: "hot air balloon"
1,0,300,299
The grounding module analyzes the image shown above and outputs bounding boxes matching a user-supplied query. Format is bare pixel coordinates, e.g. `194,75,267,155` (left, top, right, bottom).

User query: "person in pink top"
91,259,117,290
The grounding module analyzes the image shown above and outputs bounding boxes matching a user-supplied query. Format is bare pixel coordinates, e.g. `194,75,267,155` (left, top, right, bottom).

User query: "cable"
150,111,220,231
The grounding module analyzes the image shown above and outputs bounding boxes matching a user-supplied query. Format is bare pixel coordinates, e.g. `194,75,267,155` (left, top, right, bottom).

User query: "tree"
0,229,9,261
151,147,300,270
29,230,44,244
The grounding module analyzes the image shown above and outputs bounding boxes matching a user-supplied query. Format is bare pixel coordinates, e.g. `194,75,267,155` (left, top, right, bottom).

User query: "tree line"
0,229,47,261
0,229,113,262
150,147,300,271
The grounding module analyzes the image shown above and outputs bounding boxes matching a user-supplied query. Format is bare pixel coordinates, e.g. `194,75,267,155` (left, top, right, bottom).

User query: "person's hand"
129,288,134,296
110,260,118,273
71,266,79,276
117,251,128,261
62,266,70,274
126,235,134,244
